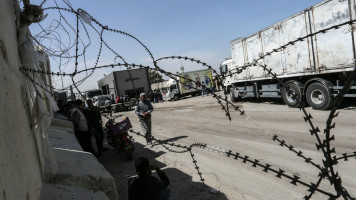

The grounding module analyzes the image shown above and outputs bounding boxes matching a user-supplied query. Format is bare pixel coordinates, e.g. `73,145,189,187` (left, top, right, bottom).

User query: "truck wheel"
281,83,302,108
173,95,179,101
306,82,332,110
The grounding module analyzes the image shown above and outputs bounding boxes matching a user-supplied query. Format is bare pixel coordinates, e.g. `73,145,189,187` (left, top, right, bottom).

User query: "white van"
93,95,111,107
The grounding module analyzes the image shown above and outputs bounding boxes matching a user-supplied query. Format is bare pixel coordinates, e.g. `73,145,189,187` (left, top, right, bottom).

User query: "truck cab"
220,58,233,92
162,79,179,101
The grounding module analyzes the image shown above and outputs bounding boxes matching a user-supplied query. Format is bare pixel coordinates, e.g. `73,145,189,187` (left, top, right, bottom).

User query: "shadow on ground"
339,98,356,110
151,136,188,147
98,142,228,200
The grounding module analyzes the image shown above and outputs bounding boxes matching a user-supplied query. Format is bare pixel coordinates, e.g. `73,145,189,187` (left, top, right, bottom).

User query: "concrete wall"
0,1,57,199
0,2,119,200
97,72,116,98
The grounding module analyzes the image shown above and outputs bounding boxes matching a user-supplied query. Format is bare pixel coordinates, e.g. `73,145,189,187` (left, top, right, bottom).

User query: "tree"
148,69,164,83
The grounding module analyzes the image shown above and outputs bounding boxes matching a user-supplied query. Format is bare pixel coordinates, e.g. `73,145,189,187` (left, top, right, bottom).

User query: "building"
97,68,151,99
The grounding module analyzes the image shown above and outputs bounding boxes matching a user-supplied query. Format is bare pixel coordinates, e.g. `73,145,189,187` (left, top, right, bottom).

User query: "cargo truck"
220,0,356,110
162,69,213,101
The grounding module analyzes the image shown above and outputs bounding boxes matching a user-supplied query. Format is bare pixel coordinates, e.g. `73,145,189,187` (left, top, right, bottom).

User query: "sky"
29,0,323,92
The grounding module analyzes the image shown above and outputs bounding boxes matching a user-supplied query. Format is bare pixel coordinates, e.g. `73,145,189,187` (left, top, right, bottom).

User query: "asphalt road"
100,92,356,200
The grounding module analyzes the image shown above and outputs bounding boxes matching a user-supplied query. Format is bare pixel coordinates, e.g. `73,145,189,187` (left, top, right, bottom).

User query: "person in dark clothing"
56,99,65,113
212,78,217,90
201,83,207,96
71,99,95,155
82,99,106,156
154,90,158,103
128,157,170,200
159,90,163,102
148,90,154,102
217,79,222,91
64,101,74,119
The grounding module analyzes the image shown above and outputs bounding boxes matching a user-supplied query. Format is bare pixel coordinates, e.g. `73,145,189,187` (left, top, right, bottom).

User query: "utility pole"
70,86,75,101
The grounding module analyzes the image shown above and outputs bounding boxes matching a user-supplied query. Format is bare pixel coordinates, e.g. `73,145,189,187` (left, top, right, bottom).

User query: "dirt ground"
98,91,356,200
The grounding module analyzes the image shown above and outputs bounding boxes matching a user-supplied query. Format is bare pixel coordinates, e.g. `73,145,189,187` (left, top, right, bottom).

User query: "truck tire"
281,83,302,108
306,82,332,110
173,95,179,101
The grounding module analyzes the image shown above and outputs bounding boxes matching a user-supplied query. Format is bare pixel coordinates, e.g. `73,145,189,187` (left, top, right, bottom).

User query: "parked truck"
220,0,356,110
97,68,150,100
162,69,213,101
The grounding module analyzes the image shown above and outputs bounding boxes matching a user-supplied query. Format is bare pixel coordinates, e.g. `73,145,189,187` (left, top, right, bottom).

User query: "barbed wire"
23,4,236,120
128,128,343,199
17,0,356,199
257,61,356,199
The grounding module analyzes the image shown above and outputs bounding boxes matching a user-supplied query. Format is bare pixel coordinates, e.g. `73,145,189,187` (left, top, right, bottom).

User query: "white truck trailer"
162,69,213,101
220,0,356,110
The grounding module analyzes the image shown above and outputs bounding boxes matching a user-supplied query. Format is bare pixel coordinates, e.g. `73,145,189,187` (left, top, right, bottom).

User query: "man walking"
135,93,154,144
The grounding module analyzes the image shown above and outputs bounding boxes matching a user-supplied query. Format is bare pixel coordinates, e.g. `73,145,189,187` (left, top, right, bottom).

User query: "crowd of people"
57,93,170,200
56,99,107,157
200,78,224,97
56,82,226,199
147,89,163,103
53,76,224,199
115,94,130,104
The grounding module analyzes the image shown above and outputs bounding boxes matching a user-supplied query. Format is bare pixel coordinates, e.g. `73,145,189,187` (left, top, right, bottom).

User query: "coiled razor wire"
18,0,356,199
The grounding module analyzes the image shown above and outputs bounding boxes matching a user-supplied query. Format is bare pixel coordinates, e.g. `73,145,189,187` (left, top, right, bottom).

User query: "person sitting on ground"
128,157,170,200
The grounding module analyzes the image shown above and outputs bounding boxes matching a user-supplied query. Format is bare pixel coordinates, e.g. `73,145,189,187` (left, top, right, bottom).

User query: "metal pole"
70,86,75,101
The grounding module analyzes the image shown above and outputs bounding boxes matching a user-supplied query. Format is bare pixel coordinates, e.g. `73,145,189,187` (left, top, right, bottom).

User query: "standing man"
83,99,106,156
71,99,95,155
209,80,215,95
201,82,206,97
135,93,154,145
217,78,222,91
